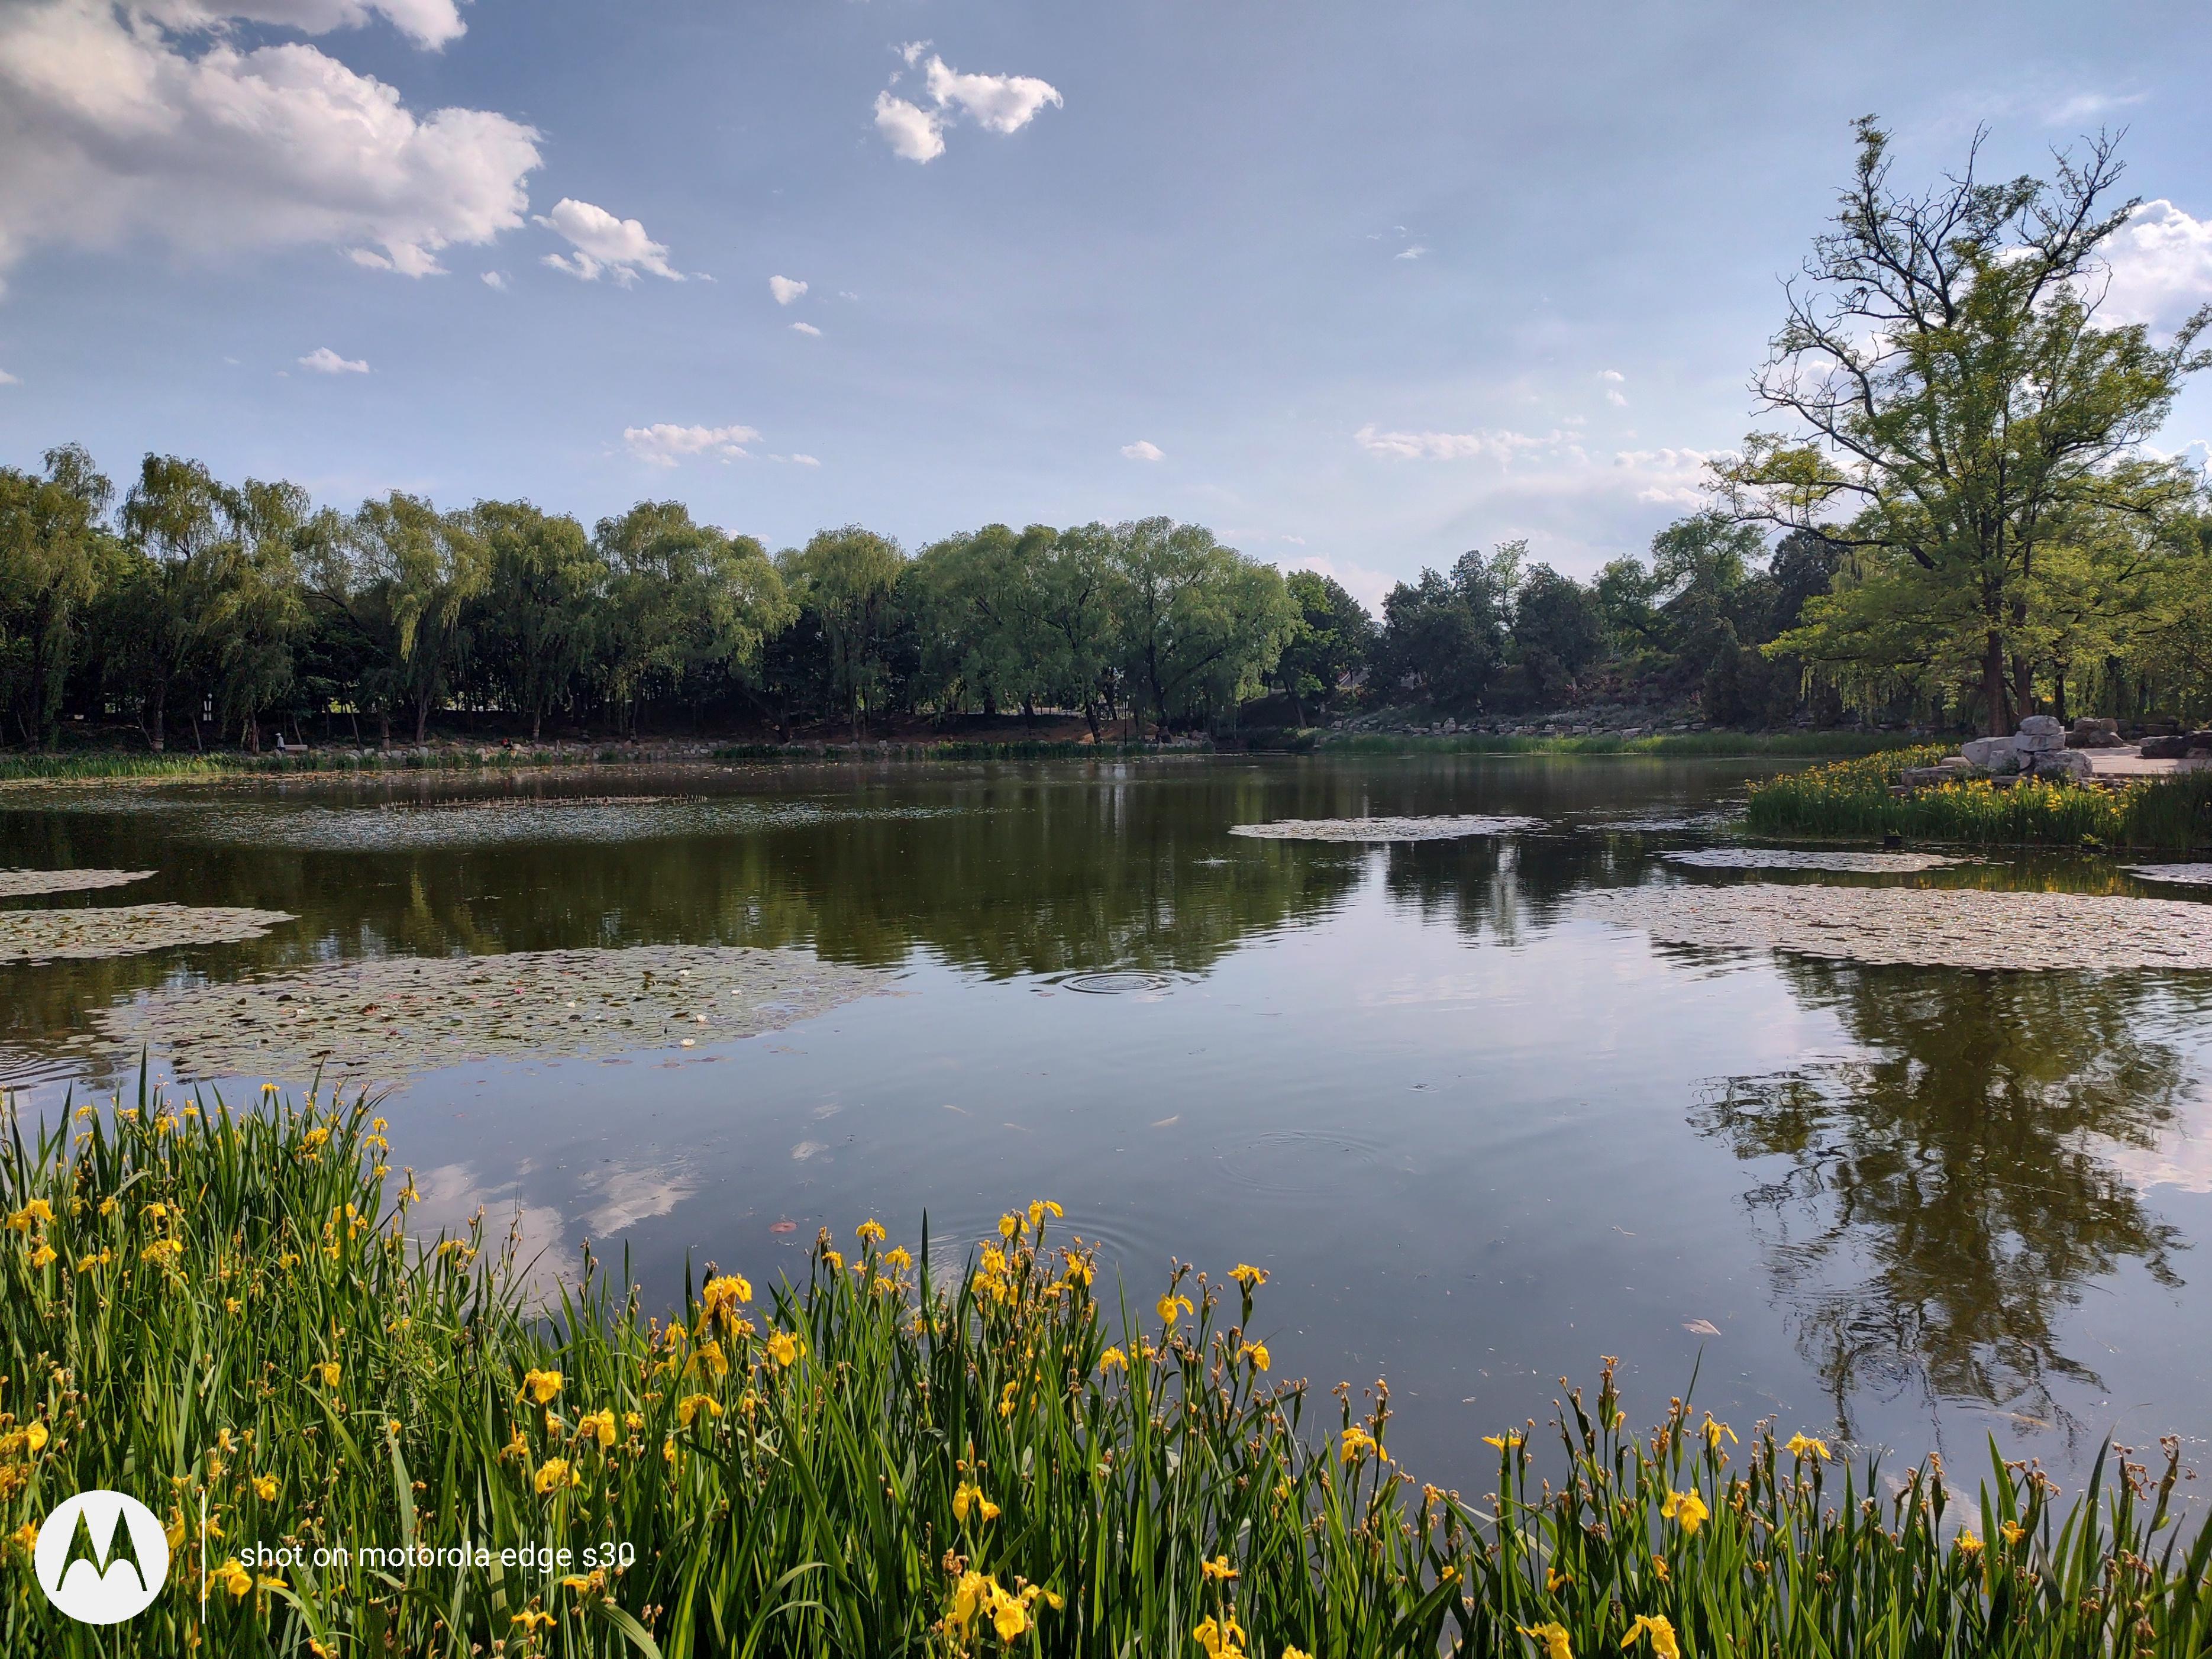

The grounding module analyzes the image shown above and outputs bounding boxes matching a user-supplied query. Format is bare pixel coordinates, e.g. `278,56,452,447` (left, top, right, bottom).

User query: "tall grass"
1746,748,2212,849
1321,731,1930,759
4,1083,2208,1656
0,748,578,785
710,740,1174,763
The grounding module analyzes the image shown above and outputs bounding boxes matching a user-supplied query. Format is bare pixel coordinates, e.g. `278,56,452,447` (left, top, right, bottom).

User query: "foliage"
1745,749,2212,848
1322,731,1928,759
1275,571,1375,724
5,1086,2210,1656
1372,546,1517,709
0,446,113,748
1722,118,2212,734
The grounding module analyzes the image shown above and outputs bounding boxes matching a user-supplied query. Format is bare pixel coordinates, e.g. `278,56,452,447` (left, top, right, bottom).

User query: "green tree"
596,503,792,735
1372,544,1518,711
1275,570,1375,724
205,479,315,750
322,493,490,745
1509,564,1604,703
906,525,1059,719
474,501,604,741
1723,120,2210,734
781,526,905,738
1102,518,1294,735
0,445,112,748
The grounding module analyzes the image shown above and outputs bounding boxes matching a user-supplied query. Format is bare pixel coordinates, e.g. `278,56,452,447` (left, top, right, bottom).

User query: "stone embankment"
1898,716,2212,790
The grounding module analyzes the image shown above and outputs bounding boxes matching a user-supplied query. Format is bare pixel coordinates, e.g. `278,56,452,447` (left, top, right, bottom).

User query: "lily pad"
0,868,156,899
103,944,892,1083
2124,864,2212,887
1229,815,1542,843
0,903,292,963
1662,849,1968,873
1584,884,2212,972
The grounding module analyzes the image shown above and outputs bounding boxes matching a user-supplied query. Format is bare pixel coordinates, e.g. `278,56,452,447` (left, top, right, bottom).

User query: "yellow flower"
1703,1416,1736,1451
1244,1341,1271,1372
767,1330,802,1368
1341,1426,1378,1463
511,1609,555,1634
1200,1554,1238,1581
1484,1431,1525,1453
311,1361,341,1389
999,1212,1021,1240
1283,1650,1313,1659
1027,1198,1063,1231
519,1368,563,1405
1661,1488,1710,1534
98,1196,118,1219
990,1584,1029,1642
1193,1613,1249,1658
28,1242,56,1269
695,1340,730,1379
948,1569,990,1633
577,1409,616,1448
1229,1263,1268,1290
676,1394,722,1428
885,1245,913,1271
253,1474,278,1501
1784,1432,1830,1463
952,1480,1000,1525
141,1237,184,1267
533,1457,573,1495
1099,1346,1128,1373
2000,1520,2026,1546
1956,1530,1984,1555
210,1557,254,1599
822,1248,845,1273
857,1219,886,1245
1622,1614,1680,1658
1157,1293,1194,1326
10,1522,39,1558
24,1422,49,1453
1519,1622,1574,1659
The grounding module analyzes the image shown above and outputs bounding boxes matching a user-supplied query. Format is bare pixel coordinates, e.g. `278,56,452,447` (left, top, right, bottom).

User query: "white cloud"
2098,199,2212,331
790,453,821,467
1600,369,1624,382
1280,534,1306,546
0,368,18,385
1354,424,1562,462
622,423,760,467
2045,89,2148,127
298,346,368,373
0,0,539,288
480,269,507,290
1606,389,1627,407
1281,554,1394,615
789,321,821,337
768,274,807,305
1611,447,1719,505
875,51,1061,163
921,54,1062,134
1121,440,1164,461
535,198,680,285
141,0,466,49
874,93,945,163
1394,245,1428,261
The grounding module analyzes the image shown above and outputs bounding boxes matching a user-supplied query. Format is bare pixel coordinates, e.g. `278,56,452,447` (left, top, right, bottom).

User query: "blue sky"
2,0,2209,606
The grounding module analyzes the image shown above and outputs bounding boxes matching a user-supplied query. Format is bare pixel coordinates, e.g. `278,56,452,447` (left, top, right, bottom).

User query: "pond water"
4,754,2210,1500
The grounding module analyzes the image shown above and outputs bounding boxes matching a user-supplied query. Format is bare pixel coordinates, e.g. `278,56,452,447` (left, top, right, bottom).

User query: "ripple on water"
1215,1129,1384,1198
1057,970,1176,996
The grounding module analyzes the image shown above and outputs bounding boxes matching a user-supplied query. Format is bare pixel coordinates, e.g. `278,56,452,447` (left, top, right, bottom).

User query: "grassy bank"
1320,731,1930,759
1746,747,2212,848
712,740,1181,763
4,1085,2210,1657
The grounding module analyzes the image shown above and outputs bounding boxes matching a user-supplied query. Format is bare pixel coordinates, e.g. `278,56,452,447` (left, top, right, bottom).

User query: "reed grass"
1320,731,1929,759
4,1082,2209,1657
1745,748,2212,849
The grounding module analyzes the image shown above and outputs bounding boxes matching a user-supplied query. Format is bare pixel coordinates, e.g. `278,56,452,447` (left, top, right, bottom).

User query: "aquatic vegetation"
1230,814,1543,843
1746,750,2212,849
1585,883,2212,971
4,1086,2208,1657
183,796,968,852
0,867,154,898
1662,848,1968,872
2126,863,2212,886
103,944,891,1082
1321,731,1928,759
0,902,292,963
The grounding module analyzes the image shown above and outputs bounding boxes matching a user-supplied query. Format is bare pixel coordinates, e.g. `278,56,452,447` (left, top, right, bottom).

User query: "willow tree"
0,446,111,748
1723,119,2208,734
782,525,905,738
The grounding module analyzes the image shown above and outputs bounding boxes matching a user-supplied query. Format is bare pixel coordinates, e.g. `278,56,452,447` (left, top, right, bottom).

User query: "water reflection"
1696,965,2191,1439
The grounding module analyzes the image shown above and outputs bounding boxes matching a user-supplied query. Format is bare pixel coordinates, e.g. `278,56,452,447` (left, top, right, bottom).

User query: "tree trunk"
414,699,430,744
150,684,167,753
2053,669,2068,727
1981,631,2010,736
378,709,390,749
530,705,542,742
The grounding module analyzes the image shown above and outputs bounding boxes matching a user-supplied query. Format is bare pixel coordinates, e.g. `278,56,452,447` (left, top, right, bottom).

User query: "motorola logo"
34,1491,171,1624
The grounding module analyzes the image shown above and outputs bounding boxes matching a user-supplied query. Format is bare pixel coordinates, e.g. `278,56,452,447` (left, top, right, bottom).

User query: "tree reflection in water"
1696,963,2190,1441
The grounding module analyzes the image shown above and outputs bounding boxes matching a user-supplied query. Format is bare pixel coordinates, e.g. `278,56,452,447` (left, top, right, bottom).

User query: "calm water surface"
4,755,2209,1499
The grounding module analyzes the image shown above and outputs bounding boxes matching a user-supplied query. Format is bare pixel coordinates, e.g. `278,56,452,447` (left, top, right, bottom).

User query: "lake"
4,753,2209,1500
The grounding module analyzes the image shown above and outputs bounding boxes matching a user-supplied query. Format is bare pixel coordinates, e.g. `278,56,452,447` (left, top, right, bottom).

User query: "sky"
2,0,2210,609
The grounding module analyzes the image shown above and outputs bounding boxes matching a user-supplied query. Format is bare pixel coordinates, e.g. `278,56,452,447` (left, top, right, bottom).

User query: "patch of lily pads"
102,944,893,1083
1229,814,1543,843
0,867,156,899
183,797,969,851
2124,864,2212,887
1662,848,1968,873
1583,884,2212,972
0,903,293,964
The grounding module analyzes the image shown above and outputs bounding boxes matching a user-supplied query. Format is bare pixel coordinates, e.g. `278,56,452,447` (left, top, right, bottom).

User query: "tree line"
6,124,2210,751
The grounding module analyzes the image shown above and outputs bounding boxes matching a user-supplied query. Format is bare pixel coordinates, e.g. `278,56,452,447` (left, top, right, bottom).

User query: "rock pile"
2140,730,2212,760
1902,715,2094,785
